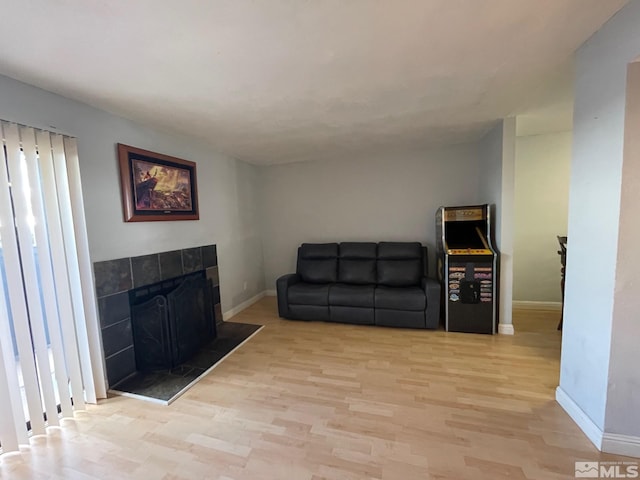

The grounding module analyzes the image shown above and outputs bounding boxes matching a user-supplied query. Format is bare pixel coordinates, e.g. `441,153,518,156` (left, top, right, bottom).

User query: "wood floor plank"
0,299,633,479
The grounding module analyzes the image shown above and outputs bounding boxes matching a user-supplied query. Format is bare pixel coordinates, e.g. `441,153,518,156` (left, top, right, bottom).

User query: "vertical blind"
0,121,103,454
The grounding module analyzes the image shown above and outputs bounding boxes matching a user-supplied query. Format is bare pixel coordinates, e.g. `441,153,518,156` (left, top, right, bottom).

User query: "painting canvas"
118,144,199,222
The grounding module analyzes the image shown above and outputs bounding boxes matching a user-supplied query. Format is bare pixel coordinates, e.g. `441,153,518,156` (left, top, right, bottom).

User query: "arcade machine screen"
445,222,487,250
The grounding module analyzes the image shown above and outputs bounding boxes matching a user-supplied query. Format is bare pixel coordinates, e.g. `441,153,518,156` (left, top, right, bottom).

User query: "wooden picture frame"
117,143,199,222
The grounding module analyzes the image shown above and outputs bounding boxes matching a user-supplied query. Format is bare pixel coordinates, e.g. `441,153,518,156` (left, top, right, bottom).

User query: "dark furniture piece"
557,235,567,331
276,242,440,329
436,204,498,334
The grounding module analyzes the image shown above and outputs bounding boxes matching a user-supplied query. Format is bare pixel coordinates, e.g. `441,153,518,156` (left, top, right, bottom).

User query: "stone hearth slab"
108,321,262,404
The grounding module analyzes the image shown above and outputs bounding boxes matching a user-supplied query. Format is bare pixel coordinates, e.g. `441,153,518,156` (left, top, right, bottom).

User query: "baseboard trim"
498,323,515,335
556,386,603,450
602,433,640,458
264,289,276,296
222,291,266,320
513,300,562,311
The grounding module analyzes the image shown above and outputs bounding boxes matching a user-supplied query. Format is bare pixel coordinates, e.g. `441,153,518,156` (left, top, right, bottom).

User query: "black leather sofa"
276,242,440,329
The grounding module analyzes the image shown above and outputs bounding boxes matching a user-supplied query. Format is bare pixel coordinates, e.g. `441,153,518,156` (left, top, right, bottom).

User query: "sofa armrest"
276,273,300,318
421,276,441,329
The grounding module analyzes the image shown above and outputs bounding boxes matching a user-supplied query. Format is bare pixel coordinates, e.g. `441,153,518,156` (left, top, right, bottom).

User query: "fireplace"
129,271,215,372
94,244,222,388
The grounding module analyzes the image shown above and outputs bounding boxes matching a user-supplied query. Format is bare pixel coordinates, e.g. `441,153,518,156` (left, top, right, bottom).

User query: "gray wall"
514,132,571,302
0,74,264,314
477,121,504,243
476,119,516,328
259,145,485,288
560,0,640,443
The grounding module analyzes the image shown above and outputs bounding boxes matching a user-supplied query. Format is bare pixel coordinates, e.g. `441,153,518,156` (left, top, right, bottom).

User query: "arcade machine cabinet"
436,205,498,334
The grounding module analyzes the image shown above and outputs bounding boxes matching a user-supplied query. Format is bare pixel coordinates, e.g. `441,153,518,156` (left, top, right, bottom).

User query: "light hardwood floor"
0,298,631,479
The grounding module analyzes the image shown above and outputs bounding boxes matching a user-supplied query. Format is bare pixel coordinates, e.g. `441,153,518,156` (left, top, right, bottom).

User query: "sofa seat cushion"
377,260,422,286
288,283,330,306
329,284,374,308
375,286,426,311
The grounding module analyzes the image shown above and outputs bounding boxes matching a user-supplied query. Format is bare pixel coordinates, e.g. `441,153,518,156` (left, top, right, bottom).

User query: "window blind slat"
50,135,95,405
0,275,28,448
0,122,45,434
0,336,20,453
36,130,86,411
63,137,105,400
21,127,73,420
4,124,59,428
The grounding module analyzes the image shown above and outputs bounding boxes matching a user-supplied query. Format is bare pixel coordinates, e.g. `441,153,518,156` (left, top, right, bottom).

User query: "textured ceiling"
0,1,627,164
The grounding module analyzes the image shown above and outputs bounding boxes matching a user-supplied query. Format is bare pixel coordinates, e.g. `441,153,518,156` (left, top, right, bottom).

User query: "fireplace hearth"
130,271,215,372
110,321,262,403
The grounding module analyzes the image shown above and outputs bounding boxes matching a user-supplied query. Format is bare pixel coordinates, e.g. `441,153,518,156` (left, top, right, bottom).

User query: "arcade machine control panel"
436,205,498,334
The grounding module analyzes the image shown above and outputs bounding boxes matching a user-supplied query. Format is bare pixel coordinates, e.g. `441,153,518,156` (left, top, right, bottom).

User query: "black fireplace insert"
129,271,216,372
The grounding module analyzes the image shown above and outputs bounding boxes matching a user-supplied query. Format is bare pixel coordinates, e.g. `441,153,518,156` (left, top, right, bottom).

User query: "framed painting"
117,144,199,222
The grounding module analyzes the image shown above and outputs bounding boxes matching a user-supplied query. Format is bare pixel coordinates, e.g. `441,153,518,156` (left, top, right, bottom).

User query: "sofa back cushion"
297,243,338,283
377,242,423,287
338,242,377,284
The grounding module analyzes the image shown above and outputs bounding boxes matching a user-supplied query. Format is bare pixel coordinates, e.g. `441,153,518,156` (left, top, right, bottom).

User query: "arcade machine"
435,204,498,334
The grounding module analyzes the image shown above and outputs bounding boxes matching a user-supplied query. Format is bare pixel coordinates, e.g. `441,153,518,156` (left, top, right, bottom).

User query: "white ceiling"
0,1,627,165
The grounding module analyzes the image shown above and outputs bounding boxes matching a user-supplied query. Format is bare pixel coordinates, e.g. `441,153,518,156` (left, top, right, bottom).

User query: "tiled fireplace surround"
93,244,221,388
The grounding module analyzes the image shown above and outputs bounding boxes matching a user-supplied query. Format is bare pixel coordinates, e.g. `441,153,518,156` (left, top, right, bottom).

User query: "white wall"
259,145,484,288
561,7,628,434
606,60,640,440
559,0,640,453
0,74,264,313
514,132,571,302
